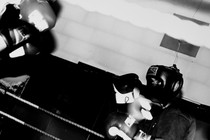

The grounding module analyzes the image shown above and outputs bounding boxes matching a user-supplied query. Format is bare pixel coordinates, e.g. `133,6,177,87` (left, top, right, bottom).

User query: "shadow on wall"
149,0,210,13
48,0,62,18
38,31,57,54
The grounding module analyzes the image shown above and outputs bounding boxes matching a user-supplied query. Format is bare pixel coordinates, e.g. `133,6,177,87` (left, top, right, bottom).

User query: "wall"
48,1,210,139
51,0,210,107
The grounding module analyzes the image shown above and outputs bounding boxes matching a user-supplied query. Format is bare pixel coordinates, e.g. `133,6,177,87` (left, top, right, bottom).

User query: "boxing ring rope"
0,88,105,139
0,110,62,140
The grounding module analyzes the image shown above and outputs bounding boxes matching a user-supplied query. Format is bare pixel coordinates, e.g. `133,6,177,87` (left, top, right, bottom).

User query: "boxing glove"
105,111,153,140
19,0,56,31
0,4,41,58
113,73,142,113
0,20,40,58
105,111,138,140
9,42,40,58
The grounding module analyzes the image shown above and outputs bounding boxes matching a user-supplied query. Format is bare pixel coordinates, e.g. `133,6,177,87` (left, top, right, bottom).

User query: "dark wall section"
0,54,117,140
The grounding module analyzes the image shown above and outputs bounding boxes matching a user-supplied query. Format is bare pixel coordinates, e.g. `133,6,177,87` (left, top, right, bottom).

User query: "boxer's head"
146,64,183,106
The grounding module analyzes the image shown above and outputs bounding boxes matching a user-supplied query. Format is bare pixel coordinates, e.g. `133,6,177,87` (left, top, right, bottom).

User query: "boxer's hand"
128,95,153,121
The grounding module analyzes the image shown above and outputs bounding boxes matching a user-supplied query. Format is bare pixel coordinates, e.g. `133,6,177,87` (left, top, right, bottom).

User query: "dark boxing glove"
105,111,153,140
113,73,142,113
105,111,138,140
0,20,40,58
113,73,142,104
19,0,56,31
0,4,40,58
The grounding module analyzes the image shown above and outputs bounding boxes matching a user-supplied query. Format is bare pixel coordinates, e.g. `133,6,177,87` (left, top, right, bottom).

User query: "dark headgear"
146,64,183,105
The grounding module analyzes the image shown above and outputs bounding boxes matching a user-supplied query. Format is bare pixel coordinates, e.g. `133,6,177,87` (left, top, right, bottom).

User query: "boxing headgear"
146,64,183,105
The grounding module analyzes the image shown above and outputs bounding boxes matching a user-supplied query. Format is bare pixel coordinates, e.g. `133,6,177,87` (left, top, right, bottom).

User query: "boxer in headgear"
106,73,157,140
105,65,196,140
127,64,184,124
145,64,183,108
127,64,196,140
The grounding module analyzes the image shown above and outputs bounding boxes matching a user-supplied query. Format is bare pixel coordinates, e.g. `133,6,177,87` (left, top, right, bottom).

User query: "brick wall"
51,0,210,106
